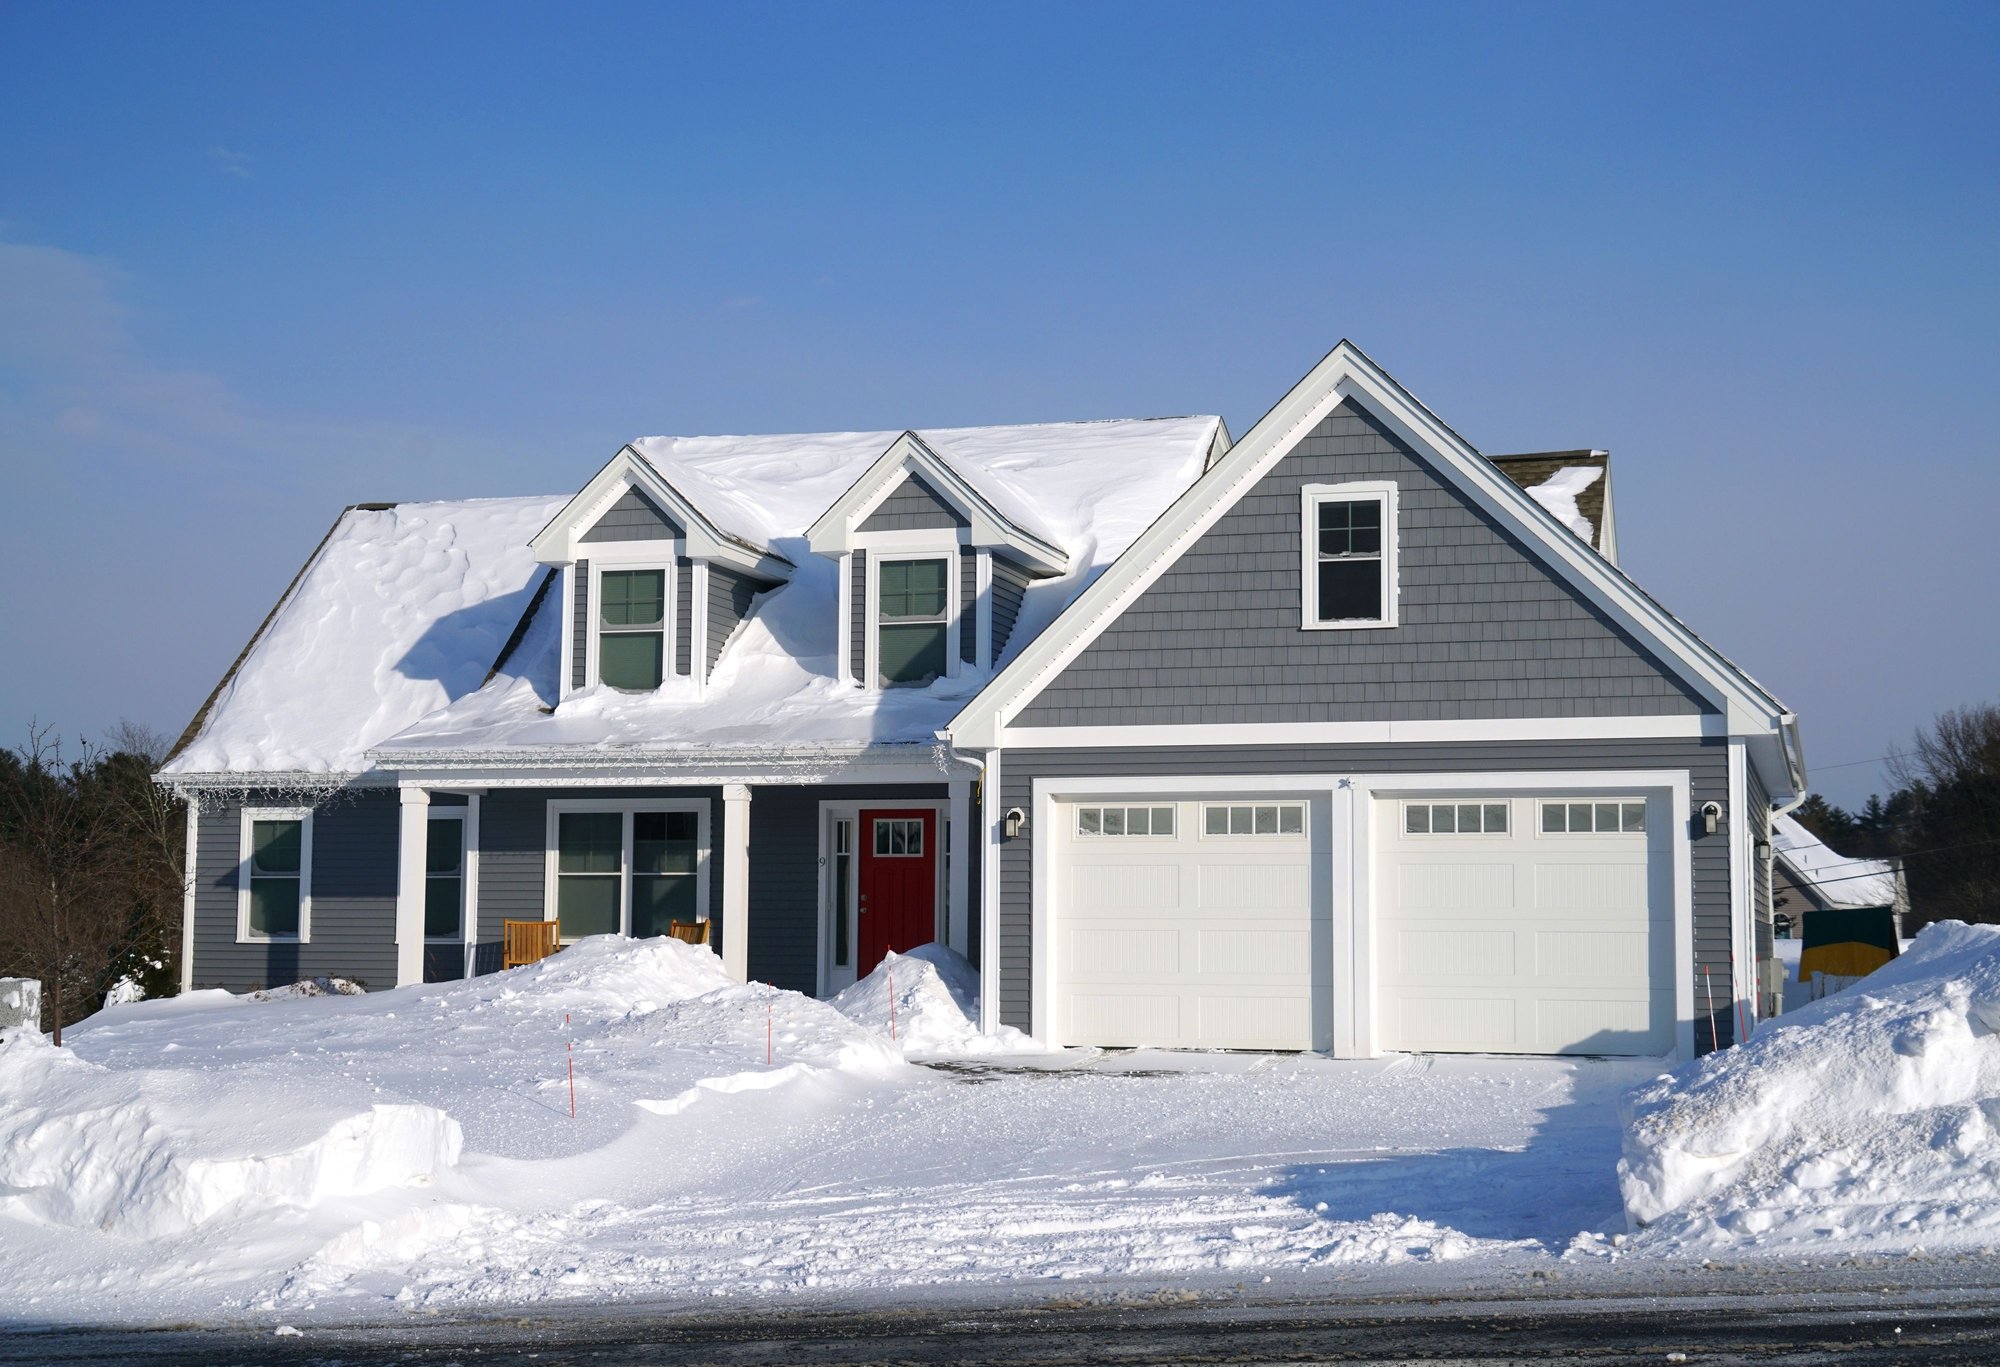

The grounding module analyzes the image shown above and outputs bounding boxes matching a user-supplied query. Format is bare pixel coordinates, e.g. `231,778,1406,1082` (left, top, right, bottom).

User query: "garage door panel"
1066,991,1181,1045
1196,861,1310,911
1396,862,1516,910
1532,861,1648,912
1068,863,1181,912
1396,927,1517,977
1532,928,1652,981
1197,926,1310,975
1534,995,1671,1054
1197,992,1309,1047
1393,993,1518,1051
1068,926,1180,977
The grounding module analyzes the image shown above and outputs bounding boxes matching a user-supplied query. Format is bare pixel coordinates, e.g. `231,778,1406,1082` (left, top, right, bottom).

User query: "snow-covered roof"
166,417,1221,777
1773,812,1900,909
163,496,569,776
379,416,1221,763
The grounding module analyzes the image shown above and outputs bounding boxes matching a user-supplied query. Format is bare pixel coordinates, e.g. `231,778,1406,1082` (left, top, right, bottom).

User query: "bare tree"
1887,702,2000,927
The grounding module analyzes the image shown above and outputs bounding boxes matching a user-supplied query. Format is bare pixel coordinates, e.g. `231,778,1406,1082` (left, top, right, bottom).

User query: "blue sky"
1,1,1994,806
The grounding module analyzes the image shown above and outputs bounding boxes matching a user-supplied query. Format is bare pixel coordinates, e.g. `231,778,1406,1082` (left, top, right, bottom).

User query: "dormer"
806,433,1068,691
531,447,791,699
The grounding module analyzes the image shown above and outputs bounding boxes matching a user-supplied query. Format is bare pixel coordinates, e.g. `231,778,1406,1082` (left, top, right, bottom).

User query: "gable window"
599,568,665,690
238,807,312,942
425,813,465,940
878,557,949,685
1301,482,1398,629
549,803,707,943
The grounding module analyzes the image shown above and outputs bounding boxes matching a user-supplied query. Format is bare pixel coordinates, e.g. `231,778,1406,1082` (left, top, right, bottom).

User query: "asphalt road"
11,1287,2000,1367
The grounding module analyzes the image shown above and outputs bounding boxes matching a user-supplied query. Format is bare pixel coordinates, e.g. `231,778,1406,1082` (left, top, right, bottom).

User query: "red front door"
857,808,937,975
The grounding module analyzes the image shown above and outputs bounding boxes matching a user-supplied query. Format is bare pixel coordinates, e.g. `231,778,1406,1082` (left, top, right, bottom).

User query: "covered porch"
386,746,985,1001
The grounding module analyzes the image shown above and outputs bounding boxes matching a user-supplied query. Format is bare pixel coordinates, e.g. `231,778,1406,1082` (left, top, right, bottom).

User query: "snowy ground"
4,927,1999,1329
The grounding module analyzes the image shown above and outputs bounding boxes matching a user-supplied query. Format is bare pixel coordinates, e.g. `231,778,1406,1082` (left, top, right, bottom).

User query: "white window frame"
1300,480,1399,630
237,805,313,944
585,551,677,691
1199,801,1308,840
1402,799,1512,837
542,798,710,943
1537,797,1651,837
424,808,468,945
1073,804,1179,839
863,543,962,690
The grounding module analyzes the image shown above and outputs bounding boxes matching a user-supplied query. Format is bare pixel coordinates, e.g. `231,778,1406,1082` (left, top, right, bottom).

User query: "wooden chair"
503,919,560,969
665,920,711,946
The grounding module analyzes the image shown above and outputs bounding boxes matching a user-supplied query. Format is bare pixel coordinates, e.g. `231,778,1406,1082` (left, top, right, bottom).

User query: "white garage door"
1375,794,1673,1055
1052,798,1324,1050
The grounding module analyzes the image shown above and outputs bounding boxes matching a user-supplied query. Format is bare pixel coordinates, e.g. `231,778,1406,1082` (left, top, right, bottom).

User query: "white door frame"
815,798,950,997
1031,768,1697,1062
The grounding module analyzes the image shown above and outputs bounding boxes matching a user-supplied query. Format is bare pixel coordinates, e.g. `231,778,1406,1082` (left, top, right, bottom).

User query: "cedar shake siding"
579,488,683,542
708,563,768,676
1016,398,1709,727
570,559,589,688
848,549,868,683
991,556,1031,660
856,475,969,533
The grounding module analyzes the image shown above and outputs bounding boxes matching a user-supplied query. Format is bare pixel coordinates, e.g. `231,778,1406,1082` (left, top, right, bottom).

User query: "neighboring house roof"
161,496,569,777
1490,451,1614,557
1773,813,1901,910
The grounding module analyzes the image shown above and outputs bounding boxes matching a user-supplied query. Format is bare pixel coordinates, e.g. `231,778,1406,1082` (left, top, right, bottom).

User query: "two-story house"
159,343,1802,1058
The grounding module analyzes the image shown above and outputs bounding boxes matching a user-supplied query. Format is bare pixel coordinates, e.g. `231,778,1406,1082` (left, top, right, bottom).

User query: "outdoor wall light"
1003,807,1026,839
1700,800,1723,836
1755,839,1772,862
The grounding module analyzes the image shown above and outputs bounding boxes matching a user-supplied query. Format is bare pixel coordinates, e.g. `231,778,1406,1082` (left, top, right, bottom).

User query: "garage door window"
1203,803,1304,837
1541,799,1647,834
1076,805,1176,837
1405,801,1508,835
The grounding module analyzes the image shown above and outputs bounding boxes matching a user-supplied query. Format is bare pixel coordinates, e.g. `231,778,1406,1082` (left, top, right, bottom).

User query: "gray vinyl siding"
960,547,978,664
473,788,725,976
708,563,766,676
749,785,950,993
1017,398,1710,726
570,559,589,689
997,736,1740,1052
849,549,868,683
189,790,400,993
580,488,683,542
675,557,694,677
1749,765,1774,963
857,475,968,532
991,555,1030,660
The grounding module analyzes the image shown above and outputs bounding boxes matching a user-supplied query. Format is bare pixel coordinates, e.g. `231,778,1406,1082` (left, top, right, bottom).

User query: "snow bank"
829,944,1043,1056
1620,922,2000,1250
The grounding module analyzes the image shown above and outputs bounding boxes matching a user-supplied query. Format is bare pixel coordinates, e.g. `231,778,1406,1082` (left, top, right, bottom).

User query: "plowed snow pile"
829,944,1043,1056
1621,921,2000,1251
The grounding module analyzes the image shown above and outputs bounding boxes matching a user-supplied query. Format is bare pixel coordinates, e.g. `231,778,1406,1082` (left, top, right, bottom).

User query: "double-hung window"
550,804,706,942
599,568,666,690
238,807,312,942
877,557,949,685
1301,482,1398,629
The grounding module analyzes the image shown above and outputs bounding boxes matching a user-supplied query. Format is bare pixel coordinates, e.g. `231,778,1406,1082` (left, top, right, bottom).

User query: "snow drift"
829,943,1042,1056
1620,921,2000,1249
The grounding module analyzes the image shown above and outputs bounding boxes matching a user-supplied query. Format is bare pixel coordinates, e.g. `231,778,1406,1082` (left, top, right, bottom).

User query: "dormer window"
599,568,666,689
1301,481,1399,630
878,556,950,686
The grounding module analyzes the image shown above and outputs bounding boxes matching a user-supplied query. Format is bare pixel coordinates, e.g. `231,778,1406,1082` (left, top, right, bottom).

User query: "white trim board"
999,715,1725,749
946,341,1793,797
1026,768,1697,1063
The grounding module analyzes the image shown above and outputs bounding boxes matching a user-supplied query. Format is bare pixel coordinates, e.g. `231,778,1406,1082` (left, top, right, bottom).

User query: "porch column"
395,786,430,987
948,778,972,954
721,783,752,981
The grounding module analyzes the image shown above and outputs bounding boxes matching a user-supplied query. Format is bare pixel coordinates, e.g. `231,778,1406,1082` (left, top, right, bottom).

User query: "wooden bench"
665,920,711,946
502,919,560,969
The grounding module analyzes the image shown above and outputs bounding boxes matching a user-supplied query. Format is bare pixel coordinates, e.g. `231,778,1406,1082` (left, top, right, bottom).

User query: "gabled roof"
1773,813,1901,910
530,446,795,579
160,496,569,778
943,341,1802,799
806,431,1071,573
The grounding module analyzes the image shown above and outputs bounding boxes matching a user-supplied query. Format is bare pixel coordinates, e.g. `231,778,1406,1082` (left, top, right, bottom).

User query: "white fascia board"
531,446,792,581
806,433,1070,574
946,340,1791,752
998,714,1725,749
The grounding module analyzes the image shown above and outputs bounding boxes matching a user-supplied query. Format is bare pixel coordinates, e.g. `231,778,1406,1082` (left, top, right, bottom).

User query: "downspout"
935,733,997,1034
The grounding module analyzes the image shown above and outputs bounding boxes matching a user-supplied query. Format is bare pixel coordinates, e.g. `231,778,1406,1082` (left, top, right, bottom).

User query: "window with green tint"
424,818,464,939
248,818,303,937
631,810,700,938
599,569,665,689
556,811,623,940
879,558,949,685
